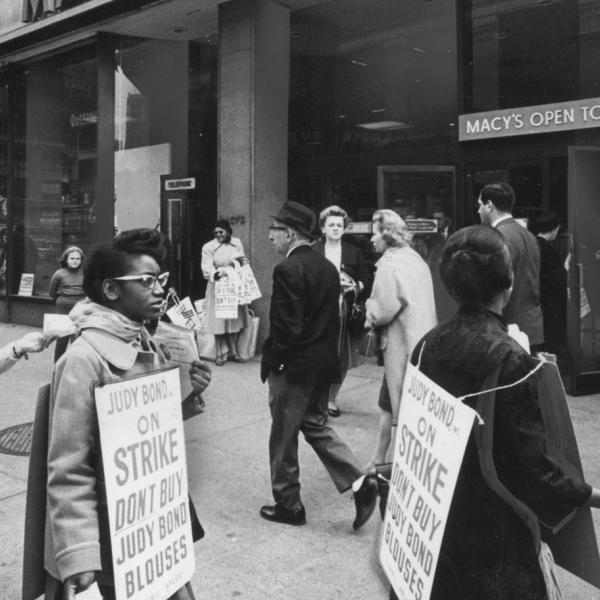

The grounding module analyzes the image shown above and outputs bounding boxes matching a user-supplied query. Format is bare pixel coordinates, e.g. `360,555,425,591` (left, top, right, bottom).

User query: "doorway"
567,147,600,394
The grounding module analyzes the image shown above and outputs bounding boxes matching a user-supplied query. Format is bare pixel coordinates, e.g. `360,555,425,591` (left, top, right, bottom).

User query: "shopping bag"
195,329,217,361
239,264,262,303
215,280,239,319
152,321,200,398
193,298,208,331
167,295,203,330
237,310,259,360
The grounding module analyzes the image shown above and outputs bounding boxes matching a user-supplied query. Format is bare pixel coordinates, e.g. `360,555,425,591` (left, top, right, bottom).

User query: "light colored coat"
366,245,437,417
201,236,247,334
43,330,162,584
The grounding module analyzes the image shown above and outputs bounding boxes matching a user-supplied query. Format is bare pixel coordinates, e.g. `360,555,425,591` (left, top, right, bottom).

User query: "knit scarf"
69,299,147,344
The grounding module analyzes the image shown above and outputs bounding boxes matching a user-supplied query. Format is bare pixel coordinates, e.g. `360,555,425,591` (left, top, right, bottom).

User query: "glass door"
567,147,600,395
377,165,457,322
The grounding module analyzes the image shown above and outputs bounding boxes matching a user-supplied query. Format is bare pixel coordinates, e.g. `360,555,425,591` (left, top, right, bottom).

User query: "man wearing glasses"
260,201,378,529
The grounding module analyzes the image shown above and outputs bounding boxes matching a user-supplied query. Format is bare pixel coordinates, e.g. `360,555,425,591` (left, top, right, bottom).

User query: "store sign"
22,0,92,23
459,97,600,141
347,221,371,234
405,219,438,233
165,178,196,191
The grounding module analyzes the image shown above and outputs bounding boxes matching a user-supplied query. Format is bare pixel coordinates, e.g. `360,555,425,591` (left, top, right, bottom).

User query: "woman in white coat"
364,209,437,471
201,219,249,365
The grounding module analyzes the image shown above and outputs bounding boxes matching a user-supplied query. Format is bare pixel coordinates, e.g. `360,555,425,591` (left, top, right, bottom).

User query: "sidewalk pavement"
1,322,600,599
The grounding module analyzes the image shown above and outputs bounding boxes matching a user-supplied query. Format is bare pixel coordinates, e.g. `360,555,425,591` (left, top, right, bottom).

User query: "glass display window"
11,45,98,297
466,0,600,112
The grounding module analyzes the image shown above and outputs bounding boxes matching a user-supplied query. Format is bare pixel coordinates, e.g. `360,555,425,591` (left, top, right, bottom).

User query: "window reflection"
12,48,98,296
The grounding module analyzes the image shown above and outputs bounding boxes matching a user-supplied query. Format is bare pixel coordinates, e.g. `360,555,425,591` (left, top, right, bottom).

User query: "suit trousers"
267,372,363,510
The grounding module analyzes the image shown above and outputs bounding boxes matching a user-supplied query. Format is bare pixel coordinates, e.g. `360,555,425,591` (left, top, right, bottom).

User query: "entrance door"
377,165,457,322
567,147,600,394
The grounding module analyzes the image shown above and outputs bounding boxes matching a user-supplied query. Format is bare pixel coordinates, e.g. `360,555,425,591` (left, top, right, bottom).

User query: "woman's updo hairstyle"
441,225,513,305
319,205,350,229
84,228,165,304
372,209,412,248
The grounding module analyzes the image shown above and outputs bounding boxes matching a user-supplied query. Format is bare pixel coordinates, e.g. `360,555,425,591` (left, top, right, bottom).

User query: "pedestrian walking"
477,182,544,348
37,229,211,599
400,224,600,600
259,201,378,529
201,219,249,365
48,246,85,361
313,204,372,417
363,209,437,472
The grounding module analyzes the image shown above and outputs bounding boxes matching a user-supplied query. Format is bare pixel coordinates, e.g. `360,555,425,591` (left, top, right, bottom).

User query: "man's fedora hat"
535,210,561,233
271,201,318,239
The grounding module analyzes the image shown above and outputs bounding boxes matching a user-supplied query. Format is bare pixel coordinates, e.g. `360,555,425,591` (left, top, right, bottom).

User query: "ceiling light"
412,47,427,54
356,120,412,131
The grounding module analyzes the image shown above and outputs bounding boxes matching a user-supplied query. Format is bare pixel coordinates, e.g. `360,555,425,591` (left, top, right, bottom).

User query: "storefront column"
218,0,290,341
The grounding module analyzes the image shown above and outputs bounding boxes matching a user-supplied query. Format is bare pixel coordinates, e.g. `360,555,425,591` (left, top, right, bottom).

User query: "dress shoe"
328,404,341,417
260,503,306,526
353,475,378,530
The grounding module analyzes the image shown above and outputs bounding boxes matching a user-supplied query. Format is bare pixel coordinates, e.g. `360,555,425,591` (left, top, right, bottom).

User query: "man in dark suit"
477,182,544,348
260,201,378,528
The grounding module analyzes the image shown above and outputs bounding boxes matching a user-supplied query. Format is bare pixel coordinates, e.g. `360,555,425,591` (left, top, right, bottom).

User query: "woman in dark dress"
313,205,372,416
401,225,600,600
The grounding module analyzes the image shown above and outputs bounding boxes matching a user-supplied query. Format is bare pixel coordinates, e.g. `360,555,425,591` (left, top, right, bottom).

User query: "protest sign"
379,362,477,600
214,280,239,319
95,368,194,600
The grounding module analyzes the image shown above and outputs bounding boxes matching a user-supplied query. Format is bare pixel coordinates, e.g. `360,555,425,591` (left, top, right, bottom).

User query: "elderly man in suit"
477,182,544,348
260,201,378,528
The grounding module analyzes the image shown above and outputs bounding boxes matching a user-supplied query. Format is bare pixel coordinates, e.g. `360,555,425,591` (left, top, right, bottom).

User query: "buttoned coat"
261,244,341,384
365,245,437,416
496,218,544,345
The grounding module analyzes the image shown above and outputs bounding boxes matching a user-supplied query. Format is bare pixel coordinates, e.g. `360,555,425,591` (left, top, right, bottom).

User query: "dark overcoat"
537,236,567,349
411,305,591,600
261,244,340,384
496,218,544,345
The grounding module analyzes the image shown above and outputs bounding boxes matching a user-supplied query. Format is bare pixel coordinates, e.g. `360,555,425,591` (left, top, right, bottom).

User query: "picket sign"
379,362,477,600
214,279,239,319
95,369,195,600
239,264,262,304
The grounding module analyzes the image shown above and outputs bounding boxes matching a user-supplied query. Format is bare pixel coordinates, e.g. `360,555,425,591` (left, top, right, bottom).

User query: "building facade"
0,0,599,392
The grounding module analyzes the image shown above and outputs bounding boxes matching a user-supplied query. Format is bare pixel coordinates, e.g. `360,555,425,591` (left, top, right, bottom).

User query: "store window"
466,0,600,112
114,38,188,233
0,83,8,294
288,0,457,222
12,46,98,297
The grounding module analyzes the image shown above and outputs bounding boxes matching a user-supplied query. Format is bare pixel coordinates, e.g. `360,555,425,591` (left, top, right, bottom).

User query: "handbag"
236,310,259,360
347,300,366,335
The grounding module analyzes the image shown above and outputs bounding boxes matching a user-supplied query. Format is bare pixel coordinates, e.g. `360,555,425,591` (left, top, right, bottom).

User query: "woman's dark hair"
440,225,513,305
214,218,233,236
84,229,164,303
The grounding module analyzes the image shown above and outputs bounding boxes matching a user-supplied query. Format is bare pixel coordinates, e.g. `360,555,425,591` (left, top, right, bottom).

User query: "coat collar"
81,329,153,371
287,243,312,258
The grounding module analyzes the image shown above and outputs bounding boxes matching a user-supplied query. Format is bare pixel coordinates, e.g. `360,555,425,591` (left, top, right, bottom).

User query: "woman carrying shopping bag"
201,219,249,365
